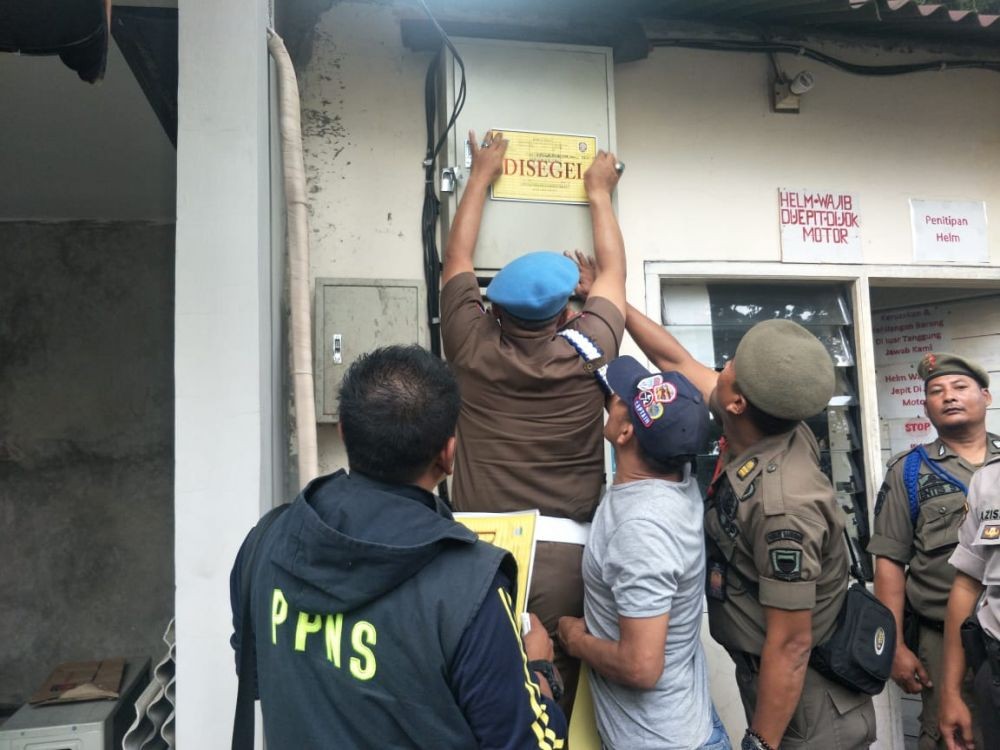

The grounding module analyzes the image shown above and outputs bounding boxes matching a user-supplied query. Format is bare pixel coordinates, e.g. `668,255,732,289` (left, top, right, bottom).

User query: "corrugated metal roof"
635,0,1000,45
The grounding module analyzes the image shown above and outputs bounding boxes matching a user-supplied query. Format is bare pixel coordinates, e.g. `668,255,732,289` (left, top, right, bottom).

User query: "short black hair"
636,445,692,477
496,305,565,331
743,399,798,437
338,345,461,484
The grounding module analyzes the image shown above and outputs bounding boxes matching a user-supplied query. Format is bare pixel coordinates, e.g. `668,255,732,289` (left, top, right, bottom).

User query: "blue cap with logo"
606,355,711,462
486,251,579,321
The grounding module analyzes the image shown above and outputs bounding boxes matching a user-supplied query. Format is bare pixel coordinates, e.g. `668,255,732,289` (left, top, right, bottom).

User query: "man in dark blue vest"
230,345,567,749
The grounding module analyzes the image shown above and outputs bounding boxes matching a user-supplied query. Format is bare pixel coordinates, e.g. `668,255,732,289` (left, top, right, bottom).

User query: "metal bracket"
441,166,463,192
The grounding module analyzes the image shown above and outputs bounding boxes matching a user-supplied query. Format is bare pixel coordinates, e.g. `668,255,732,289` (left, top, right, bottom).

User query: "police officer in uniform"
620,309,876,749
939,453,1000,750
869,352,997,750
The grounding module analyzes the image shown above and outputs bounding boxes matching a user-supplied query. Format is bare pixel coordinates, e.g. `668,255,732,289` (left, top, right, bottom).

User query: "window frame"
643,260,1000,522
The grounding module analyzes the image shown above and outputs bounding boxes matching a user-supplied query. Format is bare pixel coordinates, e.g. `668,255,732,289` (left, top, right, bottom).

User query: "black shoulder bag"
809,529,895,696
232,504,290,750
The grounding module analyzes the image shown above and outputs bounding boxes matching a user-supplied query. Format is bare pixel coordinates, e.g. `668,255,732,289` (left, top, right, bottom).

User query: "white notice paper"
910,199,988,264
779,188,862,263
887,417,937,454
875,362,926,420
872,307,951,367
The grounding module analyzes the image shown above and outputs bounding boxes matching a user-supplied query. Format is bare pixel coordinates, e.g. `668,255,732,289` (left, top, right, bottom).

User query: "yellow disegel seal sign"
490,130,598,205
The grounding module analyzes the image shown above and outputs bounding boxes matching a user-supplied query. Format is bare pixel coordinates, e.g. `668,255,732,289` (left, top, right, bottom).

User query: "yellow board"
453,510,538,617
568,667,602,749
490,129,598,205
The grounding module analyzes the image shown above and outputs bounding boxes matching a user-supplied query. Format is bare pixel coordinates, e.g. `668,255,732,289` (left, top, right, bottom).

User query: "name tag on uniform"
707,561,727,601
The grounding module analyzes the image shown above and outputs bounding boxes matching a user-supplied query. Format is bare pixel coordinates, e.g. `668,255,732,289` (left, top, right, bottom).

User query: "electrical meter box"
438,39,617,271
314,278,427,423
0,658,150,750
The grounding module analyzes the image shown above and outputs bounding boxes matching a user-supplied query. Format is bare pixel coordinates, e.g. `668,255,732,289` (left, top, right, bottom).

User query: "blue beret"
486,252,579,321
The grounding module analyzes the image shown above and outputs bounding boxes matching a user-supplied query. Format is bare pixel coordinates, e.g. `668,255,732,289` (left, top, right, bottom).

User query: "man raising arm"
439,132,628,713
558,356,728,749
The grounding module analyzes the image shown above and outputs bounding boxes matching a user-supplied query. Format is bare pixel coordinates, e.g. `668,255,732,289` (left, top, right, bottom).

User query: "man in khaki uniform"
620,306,876,749
869,353,996,750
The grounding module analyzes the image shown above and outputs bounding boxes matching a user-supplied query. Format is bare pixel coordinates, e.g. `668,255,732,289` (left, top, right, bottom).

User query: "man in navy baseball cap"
603,355,711,466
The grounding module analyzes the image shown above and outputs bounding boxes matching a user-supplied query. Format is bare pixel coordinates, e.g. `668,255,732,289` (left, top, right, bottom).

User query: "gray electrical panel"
438,38,617,271
314,278,427,423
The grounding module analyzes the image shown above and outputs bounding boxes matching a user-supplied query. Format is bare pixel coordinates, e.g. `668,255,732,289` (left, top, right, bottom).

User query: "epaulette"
886,449,913,470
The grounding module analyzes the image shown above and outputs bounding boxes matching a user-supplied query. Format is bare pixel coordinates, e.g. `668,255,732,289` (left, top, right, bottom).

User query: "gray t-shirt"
582,469,713,749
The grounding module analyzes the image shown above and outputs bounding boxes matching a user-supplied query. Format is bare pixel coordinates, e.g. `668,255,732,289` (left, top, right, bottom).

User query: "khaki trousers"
528,541,585,718
916,624,983,750
734,658,876,749
971,659,1000,747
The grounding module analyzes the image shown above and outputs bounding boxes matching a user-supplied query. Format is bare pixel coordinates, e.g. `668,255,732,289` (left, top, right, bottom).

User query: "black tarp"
111,7,178,147
0,0,110,83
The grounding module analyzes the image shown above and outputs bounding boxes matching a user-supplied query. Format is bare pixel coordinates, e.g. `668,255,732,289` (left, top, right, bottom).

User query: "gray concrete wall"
0,221,174,707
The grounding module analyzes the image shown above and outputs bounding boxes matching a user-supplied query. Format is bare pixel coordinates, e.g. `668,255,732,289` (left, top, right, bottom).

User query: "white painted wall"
614,43,1000,310
300,1,1000,450
174,0,275,746
293,3,1000,746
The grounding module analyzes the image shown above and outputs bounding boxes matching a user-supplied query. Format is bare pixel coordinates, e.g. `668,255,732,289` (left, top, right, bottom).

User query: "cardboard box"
28,658,125,706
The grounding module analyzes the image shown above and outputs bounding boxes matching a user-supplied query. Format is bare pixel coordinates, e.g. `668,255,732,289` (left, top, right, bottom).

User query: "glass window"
662,280,871,578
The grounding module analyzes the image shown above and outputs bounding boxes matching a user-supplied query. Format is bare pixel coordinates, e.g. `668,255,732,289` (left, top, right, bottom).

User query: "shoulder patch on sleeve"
770,548,803,581
766,529,804,544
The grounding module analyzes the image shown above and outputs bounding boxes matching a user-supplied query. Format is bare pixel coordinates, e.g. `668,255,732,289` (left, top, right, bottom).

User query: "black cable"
417,0,468,504
422,51,443,358
417,0,468,363
417,0,467,160
649,37,1000,75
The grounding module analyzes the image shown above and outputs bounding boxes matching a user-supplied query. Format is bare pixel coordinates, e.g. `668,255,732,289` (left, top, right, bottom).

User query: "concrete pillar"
174,0,275,745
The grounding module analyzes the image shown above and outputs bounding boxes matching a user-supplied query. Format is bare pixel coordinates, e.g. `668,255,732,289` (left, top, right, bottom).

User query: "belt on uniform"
535,516,591,546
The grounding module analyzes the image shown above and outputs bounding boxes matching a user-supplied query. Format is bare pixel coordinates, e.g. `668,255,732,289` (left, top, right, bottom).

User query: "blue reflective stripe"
903,450,922,526
557,329,611,396
904,445,969,526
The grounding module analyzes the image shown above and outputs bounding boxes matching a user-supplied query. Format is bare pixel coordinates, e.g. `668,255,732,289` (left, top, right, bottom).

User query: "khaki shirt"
868,435,1000,623
441,272,624,522
705,423,849,655
950,456,1000,641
